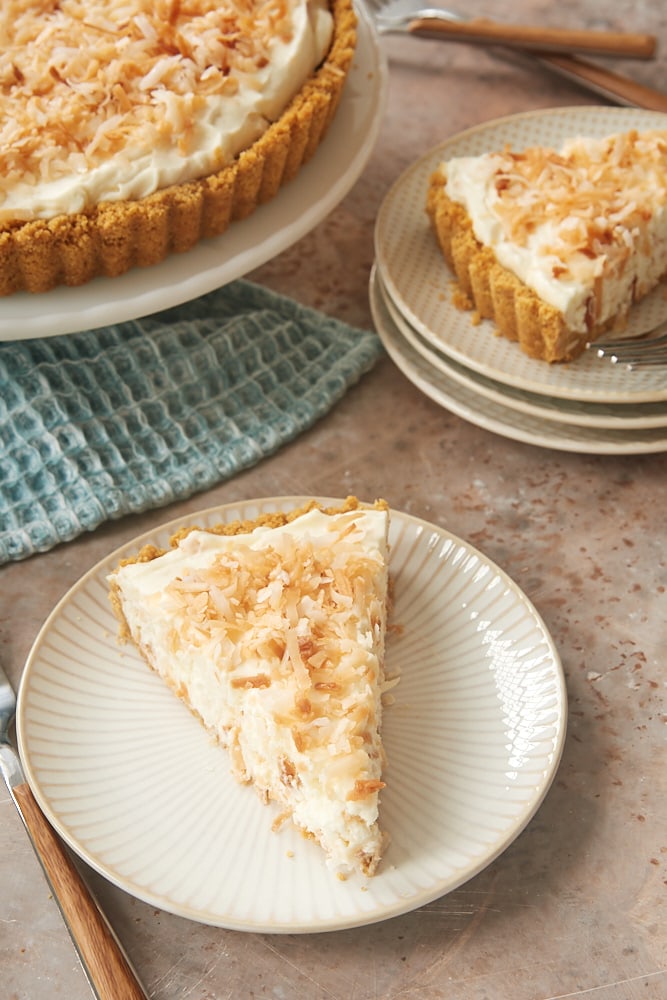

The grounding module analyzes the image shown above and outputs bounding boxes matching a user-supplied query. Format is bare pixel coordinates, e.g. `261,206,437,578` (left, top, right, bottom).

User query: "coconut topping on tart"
0,0,333,220
108,498,394,878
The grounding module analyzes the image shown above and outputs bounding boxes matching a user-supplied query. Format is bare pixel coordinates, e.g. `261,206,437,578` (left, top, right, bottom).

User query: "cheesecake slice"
108,497,392,877
427,128,667,362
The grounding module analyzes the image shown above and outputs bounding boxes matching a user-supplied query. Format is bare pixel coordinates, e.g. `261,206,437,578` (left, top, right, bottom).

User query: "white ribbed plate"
374,106,667,405
17,497,566,932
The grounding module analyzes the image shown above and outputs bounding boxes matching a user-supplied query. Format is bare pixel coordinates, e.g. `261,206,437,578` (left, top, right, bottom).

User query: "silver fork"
363,1,667,112
365,0,461,34
363,0,656,57
590,321,667,370
0,661,148,1000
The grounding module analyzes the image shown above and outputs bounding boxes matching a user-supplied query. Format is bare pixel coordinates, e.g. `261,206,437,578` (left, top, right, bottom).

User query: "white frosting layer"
0,0,333,220
109,506,389,875
442,131,667,334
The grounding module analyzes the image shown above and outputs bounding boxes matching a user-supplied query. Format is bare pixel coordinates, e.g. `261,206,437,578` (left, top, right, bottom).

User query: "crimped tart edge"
426,167,619,364
0,0,357,296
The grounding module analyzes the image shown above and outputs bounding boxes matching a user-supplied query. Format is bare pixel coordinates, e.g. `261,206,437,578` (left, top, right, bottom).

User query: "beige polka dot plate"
374,107,667,406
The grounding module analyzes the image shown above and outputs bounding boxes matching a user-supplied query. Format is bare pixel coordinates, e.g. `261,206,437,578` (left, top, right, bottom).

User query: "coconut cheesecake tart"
0,0,356,295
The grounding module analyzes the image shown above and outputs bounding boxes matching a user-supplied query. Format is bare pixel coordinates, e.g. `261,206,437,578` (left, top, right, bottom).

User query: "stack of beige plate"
371,105,667,455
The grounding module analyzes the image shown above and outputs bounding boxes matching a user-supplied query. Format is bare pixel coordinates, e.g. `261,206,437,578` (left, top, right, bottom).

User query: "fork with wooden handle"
367,2,667,112
0,662,149,1000
385,12,657,59
533,53,667,113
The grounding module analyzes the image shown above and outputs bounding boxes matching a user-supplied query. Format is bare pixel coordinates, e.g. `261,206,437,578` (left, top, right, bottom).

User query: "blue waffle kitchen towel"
0,279,384,564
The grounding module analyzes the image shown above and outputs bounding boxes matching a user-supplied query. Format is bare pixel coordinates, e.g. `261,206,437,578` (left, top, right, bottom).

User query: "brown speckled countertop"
2,1,667,997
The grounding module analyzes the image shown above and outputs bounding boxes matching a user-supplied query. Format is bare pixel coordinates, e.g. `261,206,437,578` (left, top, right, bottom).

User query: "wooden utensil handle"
538,53,667,112
409,18,657,59
13,781,148,1000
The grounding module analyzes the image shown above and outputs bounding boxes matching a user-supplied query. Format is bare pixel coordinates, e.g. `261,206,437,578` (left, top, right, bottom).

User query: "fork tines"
591,327,667,369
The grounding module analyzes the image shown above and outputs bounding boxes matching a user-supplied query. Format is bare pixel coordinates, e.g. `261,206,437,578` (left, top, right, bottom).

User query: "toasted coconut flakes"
0,0,297,196
156,518,387,763
284,627,310,690
271,810,291,832
347,779,386,801
486,130,667,283
230,673,272,688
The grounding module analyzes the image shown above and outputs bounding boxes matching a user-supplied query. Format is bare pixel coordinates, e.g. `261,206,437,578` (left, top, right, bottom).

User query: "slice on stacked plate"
371,106,667,455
